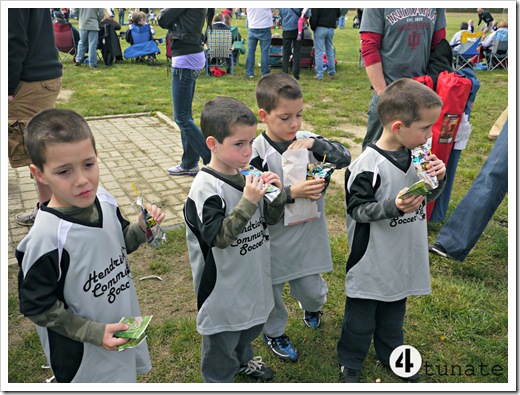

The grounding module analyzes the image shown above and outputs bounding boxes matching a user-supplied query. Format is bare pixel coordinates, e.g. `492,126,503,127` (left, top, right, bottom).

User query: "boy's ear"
390,120,402,134
206,136,218,152
258,108,268,123
29,164,48,185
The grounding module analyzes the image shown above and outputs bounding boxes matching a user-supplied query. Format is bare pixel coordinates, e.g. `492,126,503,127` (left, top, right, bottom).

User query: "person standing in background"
338,8,348,29
310,8,340,80
245,8,273,78
75,8,104,68
158,8,212,176
476,8,494,33
359,8,446,150
279,8,312,80
8,8,63,226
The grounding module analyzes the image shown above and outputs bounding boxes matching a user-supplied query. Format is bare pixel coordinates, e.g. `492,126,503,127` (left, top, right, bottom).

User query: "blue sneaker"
262,333,298,362
304,310,322,329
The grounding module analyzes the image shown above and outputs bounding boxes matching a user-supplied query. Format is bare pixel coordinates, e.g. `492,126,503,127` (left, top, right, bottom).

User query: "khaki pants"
8,77,62,168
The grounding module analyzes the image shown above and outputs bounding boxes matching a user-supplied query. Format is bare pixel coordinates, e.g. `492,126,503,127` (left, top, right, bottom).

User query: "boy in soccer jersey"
338,78,447,383
251,72,351,362
184,96,285,382
16,109,165,383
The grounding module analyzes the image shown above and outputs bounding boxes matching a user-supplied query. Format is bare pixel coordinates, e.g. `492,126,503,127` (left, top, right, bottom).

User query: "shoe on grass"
339,365,361,383
262,333,298,362
238,356,274,381
15,203,39,226
167,164,199,176
303,310,322,329
428,242,454,259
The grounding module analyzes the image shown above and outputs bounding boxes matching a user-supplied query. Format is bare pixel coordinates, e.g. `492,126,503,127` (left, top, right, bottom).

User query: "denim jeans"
313,27,336,78
362,91,383,150
76,29,99,67
338,15,346,29
436,121,508,261
429,148,462,222
171,67,210,169
246,28,271,77
337,297,406,370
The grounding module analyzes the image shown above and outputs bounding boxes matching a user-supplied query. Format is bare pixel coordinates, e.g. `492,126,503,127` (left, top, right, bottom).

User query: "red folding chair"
53,22,76,62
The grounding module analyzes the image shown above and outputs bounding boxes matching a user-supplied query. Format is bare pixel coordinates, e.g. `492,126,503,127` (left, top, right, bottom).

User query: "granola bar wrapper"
411,144,438,190
240,165,281,202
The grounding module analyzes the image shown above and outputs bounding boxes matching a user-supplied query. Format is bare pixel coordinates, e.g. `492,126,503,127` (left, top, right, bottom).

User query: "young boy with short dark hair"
337,78,447,383
251,72,351,362
16,108,165,383
184,96,285,382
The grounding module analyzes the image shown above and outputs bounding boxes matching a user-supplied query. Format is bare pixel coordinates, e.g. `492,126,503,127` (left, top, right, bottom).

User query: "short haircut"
256,72,303,113
213,13,224,23
25,109,97,171
460,22,469,30
131,11,145,23
498,20,508,28
377,78,443,127
200,97,258,143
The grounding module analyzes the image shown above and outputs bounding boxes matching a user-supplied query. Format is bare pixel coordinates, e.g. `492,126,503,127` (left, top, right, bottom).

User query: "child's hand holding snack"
424,153,446,180
291,178,325,201
288,138,315,151
243,173,268,204
138,203,165,232
261,171,282,191
102,322,130,351
395,189,425,214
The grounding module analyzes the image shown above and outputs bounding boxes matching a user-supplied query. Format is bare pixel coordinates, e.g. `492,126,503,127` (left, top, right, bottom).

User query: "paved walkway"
7,112,192,266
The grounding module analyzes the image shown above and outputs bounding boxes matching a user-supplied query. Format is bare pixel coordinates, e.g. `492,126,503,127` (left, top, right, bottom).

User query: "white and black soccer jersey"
17,188,151,383
184,168,274,336
251,131,351,284
344,145,431,302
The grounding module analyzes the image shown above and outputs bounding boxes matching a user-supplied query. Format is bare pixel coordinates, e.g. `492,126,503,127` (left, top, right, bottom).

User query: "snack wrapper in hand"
131,183,166,249
240,165,281,202
411,144,438,190
307,162,336,195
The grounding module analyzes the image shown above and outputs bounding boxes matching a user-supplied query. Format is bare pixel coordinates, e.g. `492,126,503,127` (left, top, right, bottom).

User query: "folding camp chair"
486,31,508,71
205,29,234,76
269,37,283,68
452,31,482,71
53,22,76,62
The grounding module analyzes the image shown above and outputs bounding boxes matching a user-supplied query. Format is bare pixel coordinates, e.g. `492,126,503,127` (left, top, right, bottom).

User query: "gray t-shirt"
360,8,446,84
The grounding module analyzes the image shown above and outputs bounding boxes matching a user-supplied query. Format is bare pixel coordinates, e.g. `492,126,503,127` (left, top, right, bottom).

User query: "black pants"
282,30,303,79
337,297,407,370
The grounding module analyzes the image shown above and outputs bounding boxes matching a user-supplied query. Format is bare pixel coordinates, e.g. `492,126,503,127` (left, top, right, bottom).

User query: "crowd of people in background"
8,7,508,385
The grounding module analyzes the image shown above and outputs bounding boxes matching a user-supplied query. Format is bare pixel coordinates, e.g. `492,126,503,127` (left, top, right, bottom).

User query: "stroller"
124,24,160,64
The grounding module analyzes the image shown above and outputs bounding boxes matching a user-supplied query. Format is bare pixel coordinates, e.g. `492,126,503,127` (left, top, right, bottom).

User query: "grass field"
6,8,511,388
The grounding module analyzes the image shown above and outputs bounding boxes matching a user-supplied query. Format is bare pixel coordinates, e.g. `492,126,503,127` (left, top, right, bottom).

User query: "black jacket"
310,9,340,31
158,8,206,57
8,9,63,95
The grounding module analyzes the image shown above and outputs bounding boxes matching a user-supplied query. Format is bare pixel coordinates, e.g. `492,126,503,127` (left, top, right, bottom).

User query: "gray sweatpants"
263,274,328,337
201,324,263,383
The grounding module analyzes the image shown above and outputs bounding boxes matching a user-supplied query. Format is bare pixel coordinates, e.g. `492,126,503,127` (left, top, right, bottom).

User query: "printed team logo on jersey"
82,246,134,303
389,202,426,227
230,219,269,256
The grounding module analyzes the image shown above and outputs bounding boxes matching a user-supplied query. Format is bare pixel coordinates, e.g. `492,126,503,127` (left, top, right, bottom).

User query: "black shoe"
303,310,322,329
238,356,274,381
262,333,298,362
428,242,453,259
339,365,361,383
405,372,420,383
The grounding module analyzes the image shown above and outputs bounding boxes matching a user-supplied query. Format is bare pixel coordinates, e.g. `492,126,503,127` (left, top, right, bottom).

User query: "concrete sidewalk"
7,112,192,266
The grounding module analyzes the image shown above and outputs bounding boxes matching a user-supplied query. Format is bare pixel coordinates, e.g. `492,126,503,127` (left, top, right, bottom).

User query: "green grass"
7,9,509,386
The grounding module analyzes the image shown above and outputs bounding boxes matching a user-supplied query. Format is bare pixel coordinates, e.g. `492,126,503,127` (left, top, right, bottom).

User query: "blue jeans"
76,29,99,67
436,121,508,261
313,27,336,78
429,148,462,222
362,91,383,150
171,67,210,169
338,15,346,29
246,28,271,77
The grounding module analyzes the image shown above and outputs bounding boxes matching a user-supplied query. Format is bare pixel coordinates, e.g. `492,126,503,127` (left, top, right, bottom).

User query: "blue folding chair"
452,31,483,70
